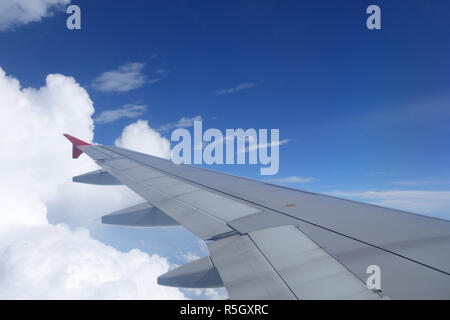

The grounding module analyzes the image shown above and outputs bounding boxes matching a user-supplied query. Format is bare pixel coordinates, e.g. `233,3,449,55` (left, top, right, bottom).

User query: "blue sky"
2,0,449,191
0,0,449,298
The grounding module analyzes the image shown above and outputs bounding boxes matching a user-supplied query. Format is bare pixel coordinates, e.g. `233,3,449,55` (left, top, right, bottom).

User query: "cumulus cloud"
115,119,171,159
0,0,70,31
0,224,184,299
93,62,148,93
327,189,450,220
212,81,262,95
95,104,147,124
158,115,203,132
0,67,186,299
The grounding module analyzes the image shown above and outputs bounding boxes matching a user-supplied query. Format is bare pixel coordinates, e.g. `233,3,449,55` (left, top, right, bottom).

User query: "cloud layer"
328,189,450,220
266,176,316,184
0,0,70,31
158,115,203,132
213,81,262,95
0,67,185,299
93,62,148,93
95,103,147,124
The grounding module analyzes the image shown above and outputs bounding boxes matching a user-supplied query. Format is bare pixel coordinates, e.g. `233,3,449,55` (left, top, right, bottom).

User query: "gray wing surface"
67,137,450,299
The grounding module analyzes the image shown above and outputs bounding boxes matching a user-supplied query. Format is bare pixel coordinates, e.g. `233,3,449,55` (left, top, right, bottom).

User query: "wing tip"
63,133,91,159
63,133,91,146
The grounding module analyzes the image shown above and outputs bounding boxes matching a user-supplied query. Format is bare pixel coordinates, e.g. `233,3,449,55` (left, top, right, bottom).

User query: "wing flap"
73,169,122,185
249,225,382,299
157,257,223,288
102,202,179,227
207,235,297,300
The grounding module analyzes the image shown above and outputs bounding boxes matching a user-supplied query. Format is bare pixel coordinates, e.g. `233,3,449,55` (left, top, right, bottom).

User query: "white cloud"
212,81,262,95
0,224,185,299
184,287,228,300
238,138,290,153
95,104,147,124
204,288,228,300
0,0,70,31
93,62,148,93
391,179,450,186
327,189,450,220
266,176,316,184
115,119,171,159
0,67,186,299
182,252,200,263
158,115,203,132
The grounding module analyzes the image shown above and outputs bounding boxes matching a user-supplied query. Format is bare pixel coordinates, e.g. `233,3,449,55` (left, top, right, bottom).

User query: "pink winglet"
63,133,91,159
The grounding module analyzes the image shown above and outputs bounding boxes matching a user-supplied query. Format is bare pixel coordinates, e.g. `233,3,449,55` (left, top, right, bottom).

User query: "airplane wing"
64,134,450,299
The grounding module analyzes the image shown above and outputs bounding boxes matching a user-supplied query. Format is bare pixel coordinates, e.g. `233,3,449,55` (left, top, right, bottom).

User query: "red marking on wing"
63,133,91,159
